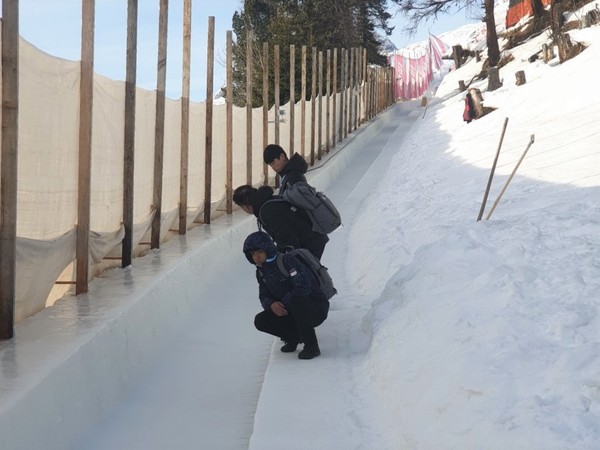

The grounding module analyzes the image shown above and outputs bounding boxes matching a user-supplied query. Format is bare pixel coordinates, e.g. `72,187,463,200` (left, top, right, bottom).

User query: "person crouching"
243,231,329,360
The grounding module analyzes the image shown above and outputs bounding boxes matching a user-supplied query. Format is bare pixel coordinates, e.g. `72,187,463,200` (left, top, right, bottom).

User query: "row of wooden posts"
0,0,395,340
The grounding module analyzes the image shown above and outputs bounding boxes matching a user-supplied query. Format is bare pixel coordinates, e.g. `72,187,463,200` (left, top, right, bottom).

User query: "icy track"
0,103,418,450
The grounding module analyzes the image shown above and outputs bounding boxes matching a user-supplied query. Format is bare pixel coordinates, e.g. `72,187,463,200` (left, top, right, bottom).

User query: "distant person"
233,184,328,259
243,231,329,359
263,144,308,194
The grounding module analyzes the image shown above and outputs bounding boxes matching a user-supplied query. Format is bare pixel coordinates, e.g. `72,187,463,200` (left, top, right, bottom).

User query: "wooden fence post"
317,50,323,160
289,44,295,156
122,0,138,266
332,48,338,148
301,45,306,158
226,31,233,213
325,49,331,153
0,0,19,339
262,42,269,185
245,29,253,185
77,0,95,291
203,16,215,224
179,0,191,234
274,44,280,145
310,46,317,165
151,0,168,247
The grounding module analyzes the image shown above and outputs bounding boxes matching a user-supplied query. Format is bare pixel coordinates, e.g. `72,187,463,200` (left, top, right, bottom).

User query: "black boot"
298,345,321,359
280,341,299,353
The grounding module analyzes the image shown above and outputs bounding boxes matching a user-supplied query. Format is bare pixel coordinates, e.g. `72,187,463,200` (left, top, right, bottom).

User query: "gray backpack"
277,249,337,300
281,182,342,235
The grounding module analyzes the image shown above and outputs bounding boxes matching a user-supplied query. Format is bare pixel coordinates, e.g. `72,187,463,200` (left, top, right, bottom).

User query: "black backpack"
259,249,337,300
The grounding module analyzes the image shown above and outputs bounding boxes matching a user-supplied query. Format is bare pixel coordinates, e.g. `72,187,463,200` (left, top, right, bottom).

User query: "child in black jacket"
243,231,329,360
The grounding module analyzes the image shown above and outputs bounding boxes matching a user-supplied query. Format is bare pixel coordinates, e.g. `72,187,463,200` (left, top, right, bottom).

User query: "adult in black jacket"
243,231,329,359
263,144,308,195
233,184,328,259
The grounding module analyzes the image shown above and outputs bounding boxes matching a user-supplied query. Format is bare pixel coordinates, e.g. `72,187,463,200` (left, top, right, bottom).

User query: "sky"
8,0,479,101
71,4,600,449
3,2,600,449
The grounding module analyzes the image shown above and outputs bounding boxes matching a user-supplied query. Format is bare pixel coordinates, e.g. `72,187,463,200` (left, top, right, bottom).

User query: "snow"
3,14,600,450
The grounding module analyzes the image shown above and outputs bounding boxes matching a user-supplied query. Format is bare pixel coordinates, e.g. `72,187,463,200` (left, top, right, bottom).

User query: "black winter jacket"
252,186,328,257
243,231,329,315
279,153,308,194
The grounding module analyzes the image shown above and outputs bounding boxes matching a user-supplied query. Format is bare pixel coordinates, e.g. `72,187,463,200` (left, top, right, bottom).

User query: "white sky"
8,0,478,101
75,9,600,450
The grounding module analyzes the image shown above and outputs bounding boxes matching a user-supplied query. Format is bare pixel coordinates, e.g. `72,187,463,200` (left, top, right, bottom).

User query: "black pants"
254,296,328,347
303,233,329,260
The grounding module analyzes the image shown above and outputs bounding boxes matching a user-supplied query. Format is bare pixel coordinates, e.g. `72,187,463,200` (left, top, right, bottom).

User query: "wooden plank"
226,31,233,213
317,50,322,160
262,42,268,185
289,45,295,156
122,0,138,267
151,0,168,248
76,0,95,294
349,47,354,133
310,46,316,165
325,49,330,153
179,0,191,234
274,44,280,145
339,49,345,142
332,48,337,148
245,29,253,185
203,16,215,224
300,45,306,158
0,0,19,339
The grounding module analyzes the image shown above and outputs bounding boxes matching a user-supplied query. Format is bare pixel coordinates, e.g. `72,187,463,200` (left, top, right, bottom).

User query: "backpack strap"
275,253,288,277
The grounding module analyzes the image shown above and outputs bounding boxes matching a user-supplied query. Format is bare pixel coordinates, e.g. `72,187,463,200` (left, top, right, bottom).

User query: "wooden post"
179,0,191,234
1,0,19,339
325,49,330,153
349,47,354,133
77,0,95,292
477,117,508,221
245,29,253,185
310,47,317,165
151,0,168,248
301,45,307,158
344,49,349,138
452,45,463,68
262,42,269,185
486,135,535,220
289,45,296,156
332,48,338,149
469,88,485,119
226,31,233,213
122,0,137,267
317,50,323,160
362,48,369,122
274,44,280,145
339,49,345,143
203,16,215,224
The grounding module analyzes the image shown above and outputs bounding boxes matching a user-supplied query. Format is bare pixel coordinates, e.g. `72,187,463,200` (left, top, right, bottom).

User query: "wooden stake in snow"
486,134,535,220
477,117,509,221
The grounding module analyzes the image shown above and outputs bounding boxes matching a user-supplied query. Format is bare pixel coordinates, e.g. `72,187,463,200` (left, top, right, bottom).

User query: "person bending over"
233,184,328,260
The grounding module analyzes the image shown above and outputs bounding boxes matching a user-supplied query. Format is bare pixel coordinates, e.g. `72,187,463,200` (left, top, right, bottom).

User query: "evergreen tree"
230,0,398,106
